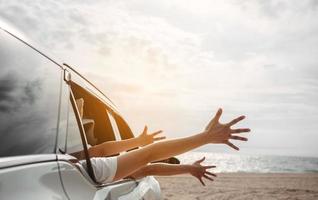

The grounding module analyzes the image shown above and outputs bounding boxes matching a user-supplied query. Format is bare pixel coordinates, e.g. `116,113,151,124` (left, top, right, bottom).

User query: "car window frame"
61,66,136,185
67,80,98,183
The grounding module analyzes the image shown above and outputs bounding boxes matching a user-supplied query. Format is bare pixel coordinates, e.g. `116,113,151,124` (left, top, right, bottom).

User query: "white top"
90,156,118,183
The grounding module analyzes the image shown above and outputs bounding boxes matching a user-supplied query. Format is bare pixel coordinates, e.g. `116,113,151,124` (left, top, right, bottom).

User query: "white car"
0,19,161,200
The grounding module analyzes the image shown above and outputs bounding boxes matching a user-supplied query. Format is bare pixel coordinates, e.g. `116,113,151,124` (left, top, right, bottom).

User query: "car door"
55,71,137,200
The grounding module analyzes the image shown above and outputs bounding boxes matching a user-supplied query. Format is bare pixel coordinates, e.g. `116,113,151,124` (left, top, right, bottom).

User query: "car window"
70,81,116,145
66,99,84,157
0,30,61,157
56,80,69,154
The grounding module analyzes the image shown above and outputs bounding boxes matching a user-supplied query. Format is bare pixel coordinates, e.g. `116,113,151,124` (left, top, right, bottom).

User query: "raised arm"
88,126,165,157
129,157,216,186
113,108,250,181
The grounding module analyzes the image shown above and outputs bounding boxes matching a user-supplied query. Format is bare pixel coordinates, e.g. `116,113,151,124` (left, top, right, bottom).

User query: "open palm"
205,108,250,150
190,157,216,186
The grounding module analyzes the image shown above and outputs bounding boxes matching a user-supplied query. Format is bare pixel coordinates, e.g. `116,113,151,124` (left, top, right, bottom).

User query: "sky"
0,0,318,157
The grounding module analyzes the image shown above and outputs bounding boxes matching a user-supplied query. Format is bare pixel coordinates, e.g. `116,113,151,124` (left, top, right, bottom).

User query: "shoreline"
156,173,318,200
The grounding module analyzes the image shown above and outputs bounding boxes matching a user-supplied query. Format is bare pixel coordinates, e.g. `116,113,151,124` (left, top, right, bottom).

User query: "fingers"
152,130,165,141
196,157,205,164
230,135,248,141
203,174,214,182
213,108,223,123
150,130,162,136
226,141,239,151
143,125,148,133
198,177,205,186
206,108,223,131
154,136,166,141
227,115,245,126
206,171,217,177
151,130,163,136
203,165,216,169
231,128,250,134
206,108,223,130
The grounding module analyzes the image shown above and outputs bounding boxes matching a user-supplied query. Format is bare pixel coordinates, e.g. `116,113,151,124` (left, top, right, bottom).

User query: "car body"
0,18,161,200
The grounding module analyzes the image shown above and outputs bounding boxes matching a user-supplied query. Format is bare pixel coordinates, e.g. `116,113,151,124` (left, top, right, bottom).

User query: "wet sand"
156,173,318,200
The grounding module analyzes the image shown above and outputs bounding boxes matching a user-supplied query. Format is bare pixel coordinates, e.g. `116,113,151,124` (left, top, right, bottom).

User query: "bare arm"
88,126,165,157
129,157,216,186
113,108,250,181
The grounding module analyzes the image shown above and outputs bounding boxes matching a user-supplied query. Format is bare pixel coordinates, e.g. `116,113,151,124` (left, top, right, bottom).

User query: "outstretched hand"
205,108,251,150
138,126,166,147
190,157,216,186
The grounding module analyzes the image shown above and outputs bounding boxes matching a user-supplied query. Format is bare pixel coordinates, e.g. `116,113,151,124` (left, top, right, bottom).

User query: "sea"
175,152,318,173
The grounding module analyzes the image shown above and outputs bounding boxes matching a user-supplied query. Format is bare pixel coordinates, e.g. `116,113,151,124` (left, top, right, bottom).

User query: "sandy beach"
156,173,318,200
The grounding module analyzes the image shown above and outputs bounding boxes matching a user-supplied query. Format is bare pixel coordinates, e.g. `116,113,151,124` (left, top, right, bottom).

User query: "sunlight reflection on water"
176,152,318,173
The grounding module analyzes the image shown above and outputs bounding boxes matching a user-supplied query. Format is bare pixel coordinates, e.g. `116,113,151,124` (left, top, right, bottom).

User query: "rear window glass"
0,30,61,157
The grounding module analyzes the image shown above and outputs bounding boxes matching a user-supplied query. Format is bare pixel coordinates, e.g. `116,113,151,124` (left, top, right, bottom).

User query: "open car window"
67,77,137,184
69,80,135,146
70,81,116,145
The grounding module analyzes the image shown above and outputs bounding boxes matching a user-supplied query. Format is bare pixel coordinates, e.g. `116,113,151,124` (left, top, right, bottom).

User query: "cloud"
1,0,318,156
